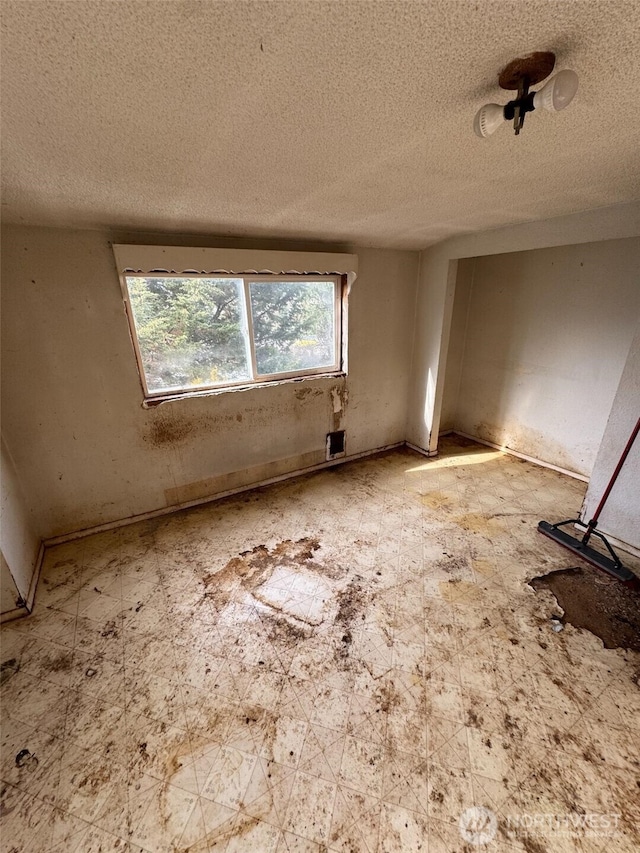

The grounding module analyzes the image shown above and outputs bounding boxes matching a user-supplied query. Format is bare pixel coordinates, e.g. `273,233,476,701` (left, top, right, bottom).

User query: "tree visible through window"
123,274,340,396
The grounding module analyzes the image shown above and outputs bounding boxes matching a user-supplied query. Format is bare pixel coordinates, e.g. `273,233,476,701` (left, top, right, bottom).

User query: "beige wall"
1,553,21,617
407,202,640,453
445,238,640,477
582,321,640,551
1,437,40,612
439,258,473,433
1,225,418,539
3,208,638,549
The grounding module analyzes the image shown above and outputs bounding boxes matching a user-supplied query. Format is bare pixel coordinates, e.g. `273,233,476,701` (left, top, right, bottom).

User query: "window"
121,273,343,398
113,245,357,402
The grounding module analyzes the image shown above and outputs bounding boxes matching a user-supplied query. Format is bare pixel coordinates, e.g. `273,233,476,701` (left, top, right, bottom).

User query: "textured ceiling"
2,0,640,249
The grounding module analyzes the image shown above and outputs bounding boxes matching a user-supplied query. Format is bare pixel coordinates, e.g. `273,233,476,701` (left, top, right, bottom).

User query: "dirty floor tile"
2,437,639,851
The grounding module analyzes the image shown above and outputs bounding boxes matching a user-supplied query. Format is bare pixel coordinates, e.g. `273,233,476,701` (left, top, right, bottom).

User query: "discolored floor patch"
530,564,640,651
0,657,20,685
201,537,350,633
253,566,334,626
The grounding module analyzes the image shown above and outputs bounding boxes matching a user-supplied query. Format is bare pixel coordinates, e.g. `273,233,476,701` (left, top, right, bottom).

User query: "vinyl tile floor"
2,437,639,852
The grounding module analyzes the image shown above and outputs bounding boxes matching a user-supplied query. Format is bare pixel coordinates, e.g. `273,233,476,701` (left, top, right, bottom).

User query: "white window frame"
112,245,358,405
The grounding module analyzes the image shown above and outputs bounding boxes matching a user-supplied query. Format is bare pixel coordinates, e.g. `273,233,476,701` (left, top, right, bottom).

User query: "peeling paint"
330,381,349,432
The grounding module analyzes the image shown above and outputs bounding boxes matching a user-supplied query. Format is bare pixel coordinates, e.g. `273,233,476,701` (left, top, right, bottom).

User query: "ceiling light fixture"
474,51,578,138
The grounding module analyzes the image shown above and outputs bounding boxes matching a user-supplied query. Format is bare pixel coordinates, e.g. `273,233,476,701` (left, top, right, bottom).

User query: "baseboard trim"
572,526,640,561
405,441,438,458
453,431,589,483
44,441,405,547
0,542,44,623
0,604,29,624
24,542,45,613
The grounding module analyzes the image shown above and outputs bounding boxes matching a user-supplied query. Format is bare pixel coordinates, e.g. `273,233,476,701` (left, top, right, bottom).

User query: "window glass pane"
126,276,251,392
249,280,336,375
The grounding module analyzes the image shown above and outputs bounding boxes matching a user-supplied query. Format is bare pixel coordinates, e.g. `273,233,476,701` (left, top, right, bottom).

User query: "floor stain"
472,559,496,577
435,555,469,575
45,650,74,673
263,612,310,644
0,658,20,685
5,437,640,851
420,491,453,511
439,579,479,602
333,576,369,664
100,620,120,639
454,512,505,536
201,538,349,634
530,565,640,651
0,783,21,819
203,539,325,601
376,682,401,714
334,576,366,629
15,749,39,771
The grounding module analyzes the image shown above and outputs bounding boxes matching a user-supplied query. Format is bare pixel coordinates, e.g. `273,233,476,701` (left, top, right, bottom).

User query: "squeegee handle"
589,416,640,525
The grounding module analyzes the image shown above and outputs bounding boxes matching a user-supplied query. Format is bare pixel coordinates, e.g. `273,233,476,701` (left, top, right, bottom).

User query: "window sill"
141,371,346,408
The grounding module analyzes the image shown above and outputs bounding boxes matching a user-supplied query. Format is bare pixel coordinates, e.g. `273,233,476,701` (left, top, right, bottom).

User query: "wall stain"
145,408,264,446
145,417,197,445
164,448,325,506
472,420,586,476
294,386,324,401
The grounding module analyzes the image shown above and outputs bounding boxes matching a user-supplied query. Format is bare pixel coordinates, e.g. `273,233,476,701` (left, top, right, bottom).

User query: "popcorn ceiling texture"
2,0,640,249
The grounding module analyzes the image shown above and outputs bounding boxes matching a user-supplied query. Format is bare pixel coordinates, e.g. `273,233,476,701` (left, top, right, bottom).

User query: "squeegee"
538,417,640,584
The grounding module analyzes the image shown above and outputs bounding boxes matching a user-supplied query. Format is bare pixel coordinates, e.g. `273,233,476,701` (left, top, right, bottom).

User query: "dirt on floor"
200,537,329,609
530,565,640,652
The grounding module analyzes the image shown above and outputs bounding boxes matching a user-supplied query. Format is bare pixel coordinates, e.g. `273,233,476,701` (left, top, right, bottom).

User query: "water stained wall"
1,225,418,539
442,237,640,478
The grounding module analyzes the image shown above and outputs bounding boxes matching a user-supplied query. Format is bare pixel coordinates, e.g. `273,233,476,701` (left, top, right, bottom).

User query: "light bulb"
533,69,579,112
473,103,506,138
